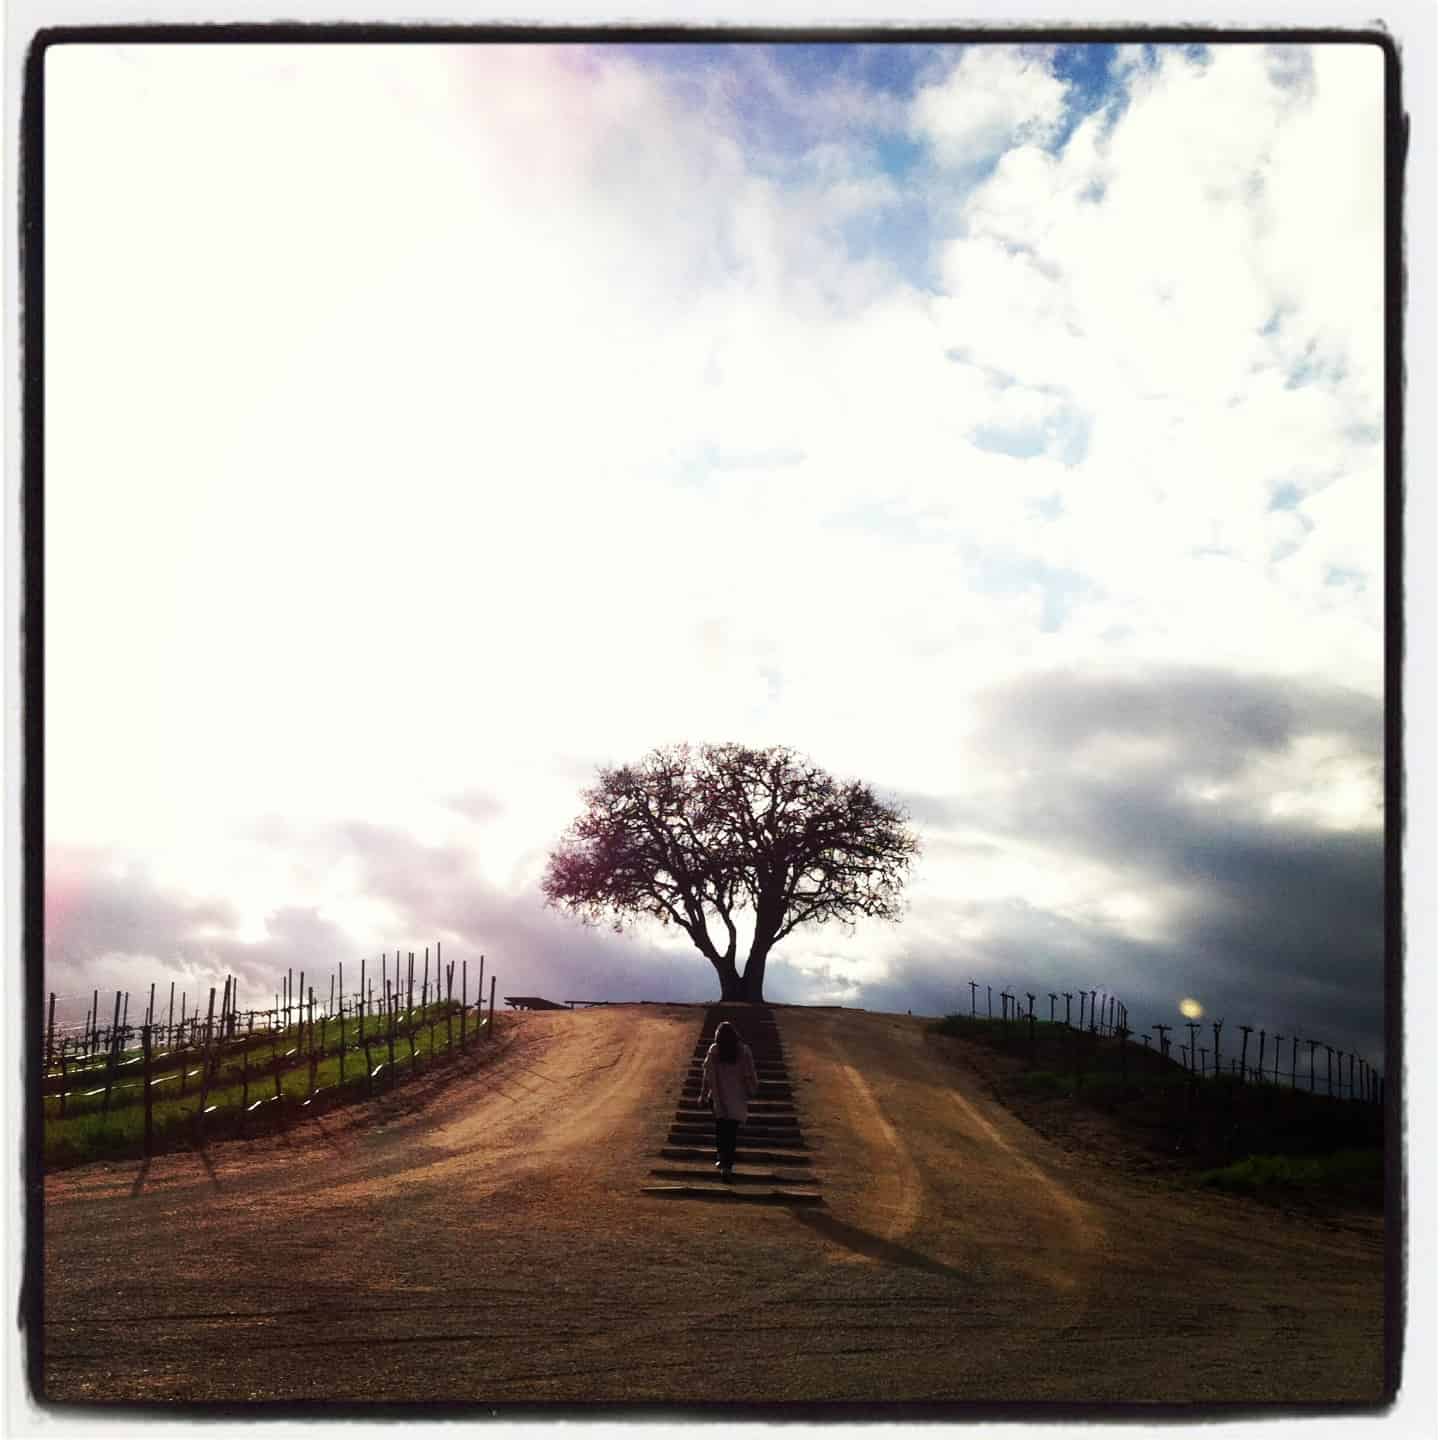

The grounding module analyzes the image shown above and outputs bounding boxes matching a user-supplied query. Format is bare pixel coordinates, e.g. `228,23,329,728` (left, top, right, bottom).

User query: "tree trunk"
739,940,771,1002
710,951,744,1001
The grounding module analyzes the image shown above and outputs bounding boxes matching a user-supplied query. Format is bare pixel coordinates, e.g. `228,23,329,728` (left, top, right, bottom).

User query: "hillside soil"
40,1005,1387,1408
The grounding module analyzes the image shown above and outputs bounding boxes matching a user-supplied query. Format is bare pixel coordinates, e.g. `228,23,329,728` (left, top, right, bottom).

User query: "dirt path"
41,1005,1385,1406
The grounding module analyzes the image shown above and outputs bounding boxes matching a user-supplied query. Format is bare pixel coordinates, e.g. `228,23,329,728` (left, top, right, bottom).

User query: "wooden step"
648,1166,809,1186
640,1184,823,1206
659,1145,812,1167
673,1109,797,1124
670,1117,803,1135
668,1132,805,1150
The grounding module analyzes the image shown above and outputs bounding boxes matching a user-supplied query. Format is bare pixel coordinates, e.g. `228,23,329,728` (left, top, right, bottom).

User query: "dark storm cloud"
881,666,1387,1064
45,850,365,1029
46,848,239,959
973,666,1380,782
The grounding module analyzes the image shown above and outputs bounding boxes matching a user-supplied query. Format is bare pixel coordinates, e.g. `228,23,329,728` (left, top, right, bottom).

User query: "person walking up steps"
698,1019,759,1181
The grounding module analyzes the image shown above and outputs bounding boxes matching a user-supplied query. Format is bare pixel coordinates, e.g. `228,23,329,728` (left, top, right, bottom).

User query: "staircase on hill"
641,1004,823,1206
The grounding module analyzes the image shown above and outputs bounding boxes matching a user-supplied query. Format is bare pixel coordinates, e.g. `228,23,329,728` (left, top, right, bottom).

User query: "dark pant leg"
715,1117,739,1168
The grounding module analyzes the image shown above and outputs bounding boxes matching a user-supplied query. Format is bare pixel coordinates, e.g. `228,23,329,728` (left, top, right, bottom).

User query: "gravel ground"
39,1003,1388,1410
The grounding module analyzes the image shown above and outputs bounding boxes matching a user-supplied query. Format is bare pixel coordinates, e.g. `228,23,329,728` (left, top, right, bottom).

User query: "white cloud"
909,45,1068,164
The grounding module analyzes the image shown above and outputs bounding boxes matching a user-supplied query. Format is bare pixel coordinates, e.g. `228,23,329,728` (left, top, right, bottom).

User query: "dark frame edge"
1380,24,1407,1413
19,23,47,1412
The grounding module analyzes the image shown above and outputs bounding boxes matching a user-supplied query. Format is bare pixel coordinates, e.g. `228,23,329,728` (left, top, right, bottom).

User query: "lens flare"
1179,997,1205,1019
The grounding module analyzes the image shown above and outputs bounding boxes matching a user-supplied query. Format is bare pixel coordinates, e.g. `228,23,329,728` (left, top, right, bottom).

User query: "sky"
42,39,1388,1067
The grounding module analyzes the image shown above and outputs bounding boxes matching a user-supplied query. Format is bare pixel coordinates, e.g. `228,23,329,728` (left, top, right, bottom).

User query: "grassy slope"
929,1013,1383,1212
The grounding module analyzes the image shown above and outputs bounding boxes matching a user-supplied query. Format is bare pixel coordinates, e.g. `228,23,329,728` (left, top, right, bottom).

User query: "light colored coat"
701,1041,760,1121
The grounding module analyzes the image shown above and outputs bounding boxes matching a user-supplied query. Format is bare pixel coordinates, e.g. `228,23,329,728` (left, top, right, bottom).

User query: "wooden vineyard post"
338,961,347,1086
46,993,56,1075
445,962,455,1052
273,1032,284,1123
205,984,217,1078
422,950,430,1012
142,1025,154,1157
1026,993,1036,1059
1212,1021,1223,1080
1048,993,1057,1024
430,974,440,1059
359,957,367,1052
386,984,397,1088
489,975,496,1039
102,990,121,1114
309,990,319,1097
1238,1026,1253,1084
1063,992,1073,1027
59,1045,68,1118
196,986,217,1145
461,958,468,1047
363,1031,375,1096
1291,1036,1300,1089
477,955,485,1033
218,977,230,1071
409,1010,419,1076
986,985,992,1019
969,980,977,1017
240,1043,249,1129
1307,1039,1320,1092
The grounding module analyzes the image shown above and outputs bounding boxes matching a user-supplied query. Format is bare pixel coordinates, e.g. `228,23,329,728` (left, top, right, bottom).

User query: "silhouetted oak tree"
542,743,918,1003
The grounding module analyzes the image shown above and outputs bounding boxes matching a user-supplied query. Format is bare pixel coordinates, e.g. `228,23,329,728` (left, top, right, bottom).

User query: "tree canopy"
542,742,919,1002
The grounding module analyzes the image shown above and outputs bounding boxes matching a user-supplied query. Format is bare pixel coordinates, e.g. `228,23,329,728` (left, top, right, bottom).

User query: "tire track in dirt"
940,1080,1104,1292
836,1061,926,1243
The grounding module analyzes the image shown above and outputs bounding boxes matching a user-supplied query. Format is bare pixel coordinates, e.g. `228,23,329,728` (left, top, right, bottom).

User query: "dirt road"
41,1004,1386,1406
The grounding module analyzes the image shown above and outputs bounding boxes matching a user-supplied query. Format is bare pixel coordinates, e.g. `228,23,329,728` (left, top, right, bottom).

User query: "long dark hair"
714,1020,740,1063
